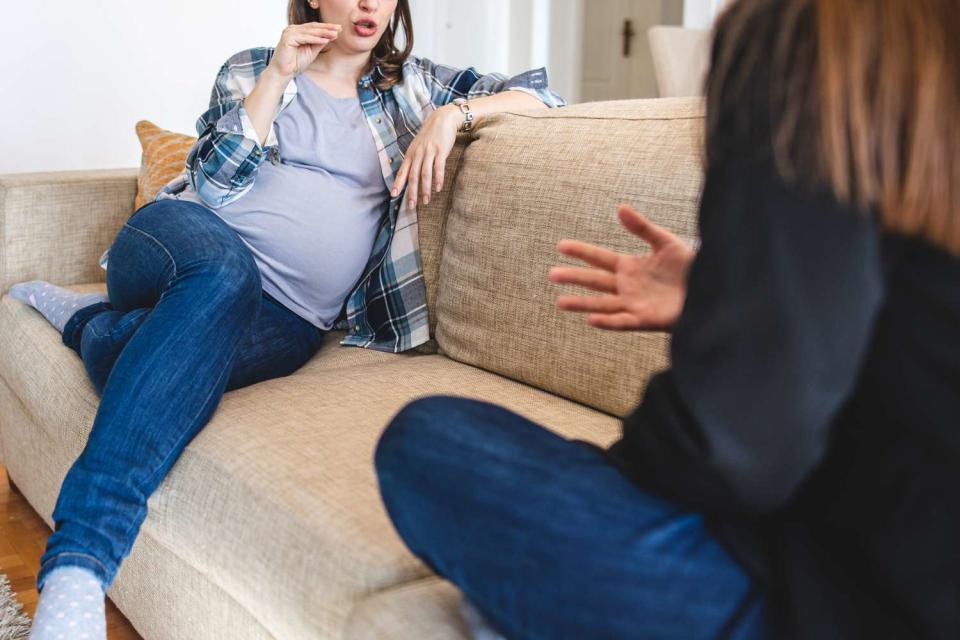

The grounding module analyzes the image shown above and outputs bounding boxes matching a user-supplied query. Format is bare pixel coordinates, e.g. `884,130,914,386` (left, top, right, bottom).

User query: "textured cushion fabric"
414,135,471,346
133,120,196,211
0,170,137,293
0,289,621,639
435,97,705,418
344,577,469,640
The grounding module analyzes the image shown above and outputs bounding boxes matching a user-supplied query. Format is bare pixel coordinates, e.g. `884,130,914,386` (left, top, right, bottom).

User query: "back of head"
707,0,960,255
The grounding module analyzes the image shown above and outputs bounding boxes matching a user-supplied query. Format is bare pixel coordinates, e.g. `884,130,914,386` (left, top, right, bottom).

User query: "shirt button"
375,117,382,124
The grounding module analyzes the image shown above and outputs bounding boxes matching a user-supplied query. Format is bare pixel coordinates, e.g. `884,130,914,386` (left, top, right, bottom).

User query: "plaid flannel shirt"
102,47,564,352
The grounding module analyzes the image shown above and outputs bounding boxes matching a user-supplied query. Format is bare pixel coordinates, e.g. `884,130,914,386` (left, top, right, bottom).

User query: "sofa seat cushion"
344,577,468,640
0,288,621,639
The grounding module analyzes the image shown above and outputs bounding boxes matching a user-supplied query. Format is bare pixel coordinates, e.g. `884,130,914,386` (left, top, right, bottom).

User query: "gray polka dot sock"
9,281,109,333
29,566,106,640
460,598,507,640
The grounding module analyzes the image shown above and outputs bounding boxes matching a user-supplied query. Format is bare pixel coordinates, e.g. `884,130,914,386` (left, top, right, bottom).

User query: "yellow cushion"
134,120,196,211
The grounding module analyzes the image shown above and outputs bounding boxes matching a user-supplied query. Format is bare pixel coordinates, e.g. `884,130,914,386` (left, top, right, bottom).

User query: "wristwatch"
452,98,475,133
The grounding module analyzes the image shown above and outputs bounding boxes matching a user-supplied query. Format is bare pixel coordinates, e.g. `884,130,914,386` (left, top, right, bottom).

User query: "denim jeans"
38,199,326,591
375,396,770,640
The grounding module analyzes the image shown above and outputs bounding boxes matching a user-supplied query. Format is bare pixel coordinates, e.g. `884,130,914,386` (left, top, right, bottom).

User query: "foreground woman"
375,0,959,637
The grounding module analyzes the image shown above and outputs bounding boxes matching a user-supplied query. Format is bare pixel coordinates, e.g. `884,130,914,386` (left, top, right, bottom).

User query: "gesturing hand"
549,204,696,332
268,22,341,80
391,105,462,208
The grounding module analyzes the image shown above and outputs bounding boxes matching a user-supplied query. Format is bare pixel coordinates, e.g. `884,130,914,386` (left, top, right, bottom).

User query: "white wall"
683,0,729,27
0,0,576,175
0,2,288,175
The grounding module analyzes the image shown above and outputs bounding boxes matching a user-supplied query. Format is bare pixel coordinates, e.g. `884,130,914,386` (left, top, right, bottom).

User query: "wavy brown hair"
287,0,413,90
708,0,960,255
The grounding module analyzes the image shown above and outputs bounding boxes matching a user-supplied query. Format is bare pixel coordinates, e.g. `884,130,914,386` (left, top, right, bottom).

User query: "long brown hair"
286,0,414,90
708,0,960,255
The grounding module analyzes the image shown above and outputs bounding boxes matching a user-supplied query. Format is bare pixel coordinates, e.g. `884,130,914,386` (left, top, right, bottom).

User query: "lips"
353,18,378,38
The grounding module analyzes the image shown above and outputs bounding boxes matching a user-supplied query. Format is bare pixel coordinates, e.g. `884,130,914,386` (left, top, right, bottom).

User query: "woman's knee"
208,250,262,309
375,396,497,478
128,201,261,307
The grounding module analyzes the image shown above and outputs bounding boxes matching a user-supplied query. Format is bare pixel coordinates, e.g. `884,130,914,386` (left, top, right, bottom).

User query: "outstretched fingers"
556,239,620,271
617,204,676,250
548,266,617,293
556,294,624,313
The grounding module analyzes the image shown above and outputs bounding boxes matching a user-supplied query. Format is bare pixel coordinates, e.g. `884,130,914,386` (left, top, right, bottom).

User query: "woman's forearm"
242,68,293,147
466,90,550,120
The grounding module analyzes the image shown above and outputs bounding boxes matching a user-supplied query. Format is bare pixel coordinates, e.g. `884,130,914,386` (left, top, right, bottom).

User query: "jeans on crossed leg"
375,396,771,640
39,199,326,591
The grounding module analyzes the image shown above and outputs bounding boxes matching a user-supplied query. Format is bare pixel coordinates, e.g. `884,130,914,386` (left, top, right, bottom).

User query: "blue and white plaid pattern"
106,47,564,352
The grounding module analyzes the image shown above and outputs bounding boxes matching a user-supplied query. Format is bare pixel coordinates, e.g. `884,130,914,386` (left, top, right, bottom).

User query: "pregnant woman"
13,1,563,637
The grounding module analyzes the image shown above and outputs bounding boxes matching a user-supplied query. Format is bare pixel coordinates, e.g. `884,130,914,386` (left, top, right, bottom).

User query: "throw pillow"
134,120,197,210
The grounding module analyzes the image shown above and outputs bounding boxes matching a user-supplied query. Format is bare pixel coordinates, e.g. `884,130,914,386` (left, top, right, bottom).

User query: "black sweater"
607,91,959,640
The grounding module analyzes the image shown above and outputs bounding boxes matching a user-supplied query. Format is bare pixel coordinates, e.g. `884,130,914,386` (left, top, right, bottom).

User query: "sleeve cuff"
506,86,566,109
214,104,273,148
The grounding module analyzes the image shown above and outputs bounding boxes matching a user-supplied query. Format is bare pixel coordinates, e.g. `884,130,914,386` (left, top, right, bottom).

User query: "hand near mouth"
269,22,342,80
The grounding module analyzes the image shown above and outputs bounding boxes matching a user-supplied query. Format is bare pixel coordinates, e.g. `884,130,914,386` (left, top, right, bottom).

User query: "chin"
336,36,380,56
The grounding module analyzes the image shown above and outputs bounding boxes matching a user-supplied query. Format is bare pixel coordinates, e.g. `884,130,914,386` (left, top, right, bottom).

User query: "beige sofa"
0,97,704,639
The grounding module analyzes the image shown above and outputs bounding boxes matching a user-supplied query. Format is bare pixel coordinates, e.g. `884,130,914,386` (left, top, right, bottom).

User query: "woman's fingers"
297,35,334,48
421,148,435,205
299,23,342,37
434,150,449,193
556,239,619,271
548,266,617,293
586,312,641,331
556,294,624,313
392,157,410,197
617,204,676,249
406,149,425,208
304,22,343,30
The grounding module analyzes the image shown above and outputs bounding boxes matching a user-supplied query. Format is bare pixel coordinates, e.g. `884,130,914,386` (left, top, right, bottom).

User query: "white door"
581,0,683,102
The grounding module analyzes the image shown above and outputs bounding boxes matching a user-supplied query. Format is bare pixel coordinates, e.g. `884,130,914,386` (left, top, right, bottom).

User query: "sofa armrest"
0,169,138,293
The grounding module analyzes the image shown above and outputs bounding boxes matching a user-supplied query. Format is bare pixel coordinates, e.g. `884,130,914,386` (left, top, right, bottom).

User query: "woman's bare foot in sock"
9,281,108,333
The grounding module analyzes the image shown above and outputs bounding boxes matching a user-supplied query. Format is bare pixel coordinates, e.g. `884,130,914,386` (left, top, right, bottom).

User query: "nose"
358,0,379,12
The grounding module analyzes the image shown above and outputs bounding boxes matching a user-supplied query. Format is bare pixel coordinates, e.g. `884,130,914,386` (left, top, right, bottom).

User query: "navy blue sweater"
609,139,959,637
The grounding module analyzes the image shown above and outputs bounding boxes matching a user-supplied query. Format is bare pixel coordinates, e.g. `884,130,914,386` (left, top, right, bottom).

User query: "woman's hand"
549,204,696,332
267,22,341,80
391,105,462,208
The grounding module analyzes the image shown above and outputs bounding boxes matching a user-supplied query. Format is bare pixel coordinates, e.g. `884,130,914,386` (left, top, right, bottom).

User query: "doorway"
580,0,683,102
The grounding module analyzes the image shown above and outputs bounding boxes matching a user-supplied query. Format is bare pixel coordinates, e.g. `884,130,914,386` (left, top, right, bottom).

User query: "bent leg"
67,292,324,395
375,396,769,640
38,200,264,590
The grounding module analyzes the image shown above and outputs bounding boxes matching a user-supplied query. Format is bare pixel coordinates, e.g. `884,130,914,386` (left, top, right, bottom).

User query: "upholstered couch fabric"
435,98,704,417
0,97,705,639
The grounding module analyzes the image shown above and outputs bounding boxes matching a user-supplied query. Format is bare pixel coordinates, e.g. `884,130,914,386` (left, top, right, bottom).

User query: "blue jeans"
38,199,326,591
375,396,770,640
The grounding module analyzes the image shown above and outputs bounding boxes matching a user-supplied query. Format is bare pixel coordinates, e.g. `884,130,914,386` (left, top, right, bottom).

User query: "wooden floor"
0,465,142,639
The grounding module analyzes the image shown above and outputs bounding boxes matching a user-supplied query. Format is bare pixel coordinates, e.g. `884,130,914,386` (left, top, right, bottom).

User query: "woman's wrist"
438,104,466,133
261,64,295,88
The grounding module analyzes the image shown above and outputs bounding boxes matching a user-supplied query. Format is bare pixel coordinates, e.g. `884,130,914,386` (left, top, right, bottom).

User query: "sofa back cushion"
433,98,704,417
413,136,470,346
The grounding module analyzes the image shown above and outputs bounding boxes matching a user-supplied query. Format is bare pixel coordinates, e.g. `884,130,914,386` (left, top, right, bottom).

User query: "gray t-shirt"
178,74,388,330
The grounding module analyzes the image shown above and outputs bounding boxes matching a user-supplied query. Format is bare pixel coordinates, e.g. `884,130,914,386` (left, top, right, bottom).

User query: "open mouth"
353,18,378,38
